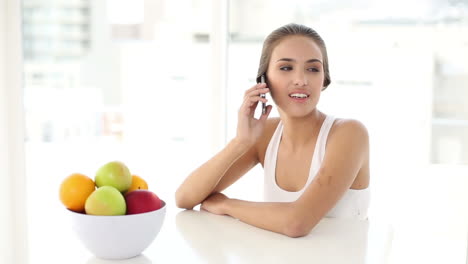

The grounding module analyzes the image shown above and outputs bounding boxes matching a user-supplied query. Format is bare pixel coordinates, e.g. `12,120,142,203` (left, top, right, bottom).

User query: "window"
22,0,217,261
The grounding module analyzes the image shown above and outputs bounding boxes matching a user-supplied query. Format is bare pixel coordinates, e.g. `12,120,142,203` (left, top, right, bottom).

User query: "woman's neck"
279,109,325,152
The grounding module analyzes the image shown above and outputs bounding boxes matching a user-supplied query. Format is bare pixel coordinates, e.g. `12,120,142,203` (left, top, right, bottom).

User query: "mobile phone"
260,75,266,115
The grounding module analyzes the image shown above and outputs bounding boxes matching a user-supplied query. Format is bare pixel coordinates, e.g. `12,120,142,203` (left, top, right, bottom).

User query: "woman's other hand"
201,193,230,215
236,83,272,147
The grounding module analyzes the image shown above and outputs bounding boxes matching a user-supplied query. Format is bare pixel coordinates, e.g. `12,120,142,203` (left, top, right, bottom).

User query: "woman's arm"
175,83,272,209
202,193,297,235
175,139,256,209
201,120,369,237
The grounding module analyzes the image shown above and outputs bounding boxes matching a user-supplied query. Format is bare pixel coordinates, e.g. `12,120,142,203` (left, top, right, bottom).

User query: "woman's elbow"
283,218,315,238
175,189,195,209
283,224,309,238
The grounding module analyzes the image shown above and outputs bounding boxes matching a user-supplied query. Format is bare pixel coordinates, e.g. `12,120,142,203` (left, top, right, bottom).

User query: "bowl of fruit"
59,161,166,260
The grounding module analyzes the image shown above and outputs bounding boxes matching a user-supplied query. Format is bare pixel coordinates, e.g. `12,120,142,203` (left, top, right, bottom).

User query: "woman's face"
266,35,325,118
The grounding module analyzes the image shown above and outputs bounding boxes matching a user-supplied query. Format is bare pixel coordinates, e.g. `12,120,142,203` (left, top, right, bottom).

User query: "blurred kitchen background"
17,0,468,262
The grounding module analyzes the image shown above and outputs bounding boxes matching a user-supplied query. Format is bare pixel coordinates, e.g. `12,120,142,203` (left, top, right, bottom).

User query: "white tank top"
263,115,370,219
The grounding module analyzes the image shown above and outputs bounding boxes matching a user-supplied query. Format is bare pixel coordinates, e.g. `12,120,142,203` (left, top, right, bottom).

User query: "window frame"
1,1,29,263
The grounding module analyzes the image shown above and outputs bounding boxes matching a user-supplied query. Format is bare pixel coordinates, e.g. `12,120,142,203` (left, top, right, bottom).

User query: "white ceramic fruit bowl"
68,200,166,260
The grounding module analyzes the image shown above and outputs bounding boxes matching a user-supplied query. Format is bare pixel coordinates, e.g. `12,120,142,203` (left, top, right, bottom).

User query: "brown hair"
256,23,331,90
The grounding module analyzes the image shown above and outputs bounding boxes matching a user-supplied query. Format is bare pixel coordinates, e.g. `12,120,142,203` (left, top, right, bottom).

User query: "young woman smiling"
176,23,370,238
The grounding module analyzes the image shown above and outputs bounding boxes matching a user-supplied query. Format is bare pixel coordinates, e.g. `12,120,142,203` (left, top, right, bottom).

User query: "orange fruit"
59,173,96,212
125,175,148,193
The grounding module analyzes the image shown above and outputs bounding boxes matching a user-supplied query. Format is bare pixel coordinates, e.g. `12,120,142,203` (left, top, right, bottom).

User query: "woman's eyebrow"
276,58,323,64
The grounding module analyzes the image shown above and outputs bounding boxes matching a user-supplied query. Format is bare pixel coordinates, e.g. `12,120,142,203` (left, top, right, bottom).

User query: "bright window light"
106,0,144,24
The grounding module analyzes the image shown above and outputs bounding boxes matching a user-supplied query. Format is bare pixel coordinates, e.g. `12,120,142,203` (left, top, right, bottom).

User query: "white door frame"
210,0,229,151
0,0,28,263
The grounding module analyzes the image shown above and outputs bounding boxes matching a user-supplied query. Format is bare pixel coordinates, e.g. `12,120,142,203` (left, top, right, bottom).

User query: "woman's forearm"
223,199,318,238
175,139,249,209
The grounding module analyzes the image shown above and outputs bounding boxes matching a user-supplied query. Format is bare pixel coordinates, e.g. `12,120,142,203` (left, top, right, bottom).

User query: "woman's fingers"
239,84,270,116
259,105,273,121
240,96,268,115
239,98,257,116
244,83,267,95
247,95,267,105
244,87,269,100
243,87,269,108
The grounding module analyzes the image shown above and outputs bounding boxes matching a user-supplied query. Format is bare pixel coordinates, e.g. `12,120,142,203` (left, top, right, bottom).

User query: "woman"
175,23,370,238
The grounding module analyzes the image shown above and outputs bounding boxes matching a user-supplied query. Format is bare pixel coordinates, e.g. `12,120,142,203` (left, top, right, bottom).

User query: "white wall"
0,1,28,263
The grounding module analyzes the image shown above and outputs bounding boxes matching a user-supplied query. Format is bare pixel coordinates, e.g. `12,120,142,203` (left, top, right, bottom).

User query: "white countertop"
161,209,391,264
35,204,395,264
28,197,468,264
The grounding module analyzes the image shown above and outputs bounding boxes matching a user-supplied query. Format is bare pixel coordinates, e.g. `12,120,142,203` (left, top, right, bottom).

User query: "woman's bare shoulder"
326,117,370,188
329,117,369,144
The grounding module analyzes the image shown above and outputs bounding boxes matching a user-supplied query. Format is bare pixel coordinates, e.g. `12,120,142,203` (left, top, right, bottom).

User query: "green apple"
95,161,132,192
85,186,126,216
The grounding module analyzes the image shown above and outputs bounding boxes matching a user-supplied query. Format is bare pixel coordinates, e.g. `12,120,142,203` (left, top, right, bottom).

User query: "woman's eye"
308,68,320,72
280,66,292,71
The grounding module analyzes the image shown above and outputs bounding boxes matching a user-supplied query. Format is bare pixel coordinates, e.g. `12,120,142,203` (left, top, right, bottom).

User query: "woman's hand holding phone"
235,82,272,148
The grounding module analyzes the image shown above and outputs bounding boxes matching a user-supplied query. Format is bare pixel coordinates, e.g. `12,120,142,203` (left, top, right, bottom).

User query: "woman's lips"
289,97,309,103
289,93,309,103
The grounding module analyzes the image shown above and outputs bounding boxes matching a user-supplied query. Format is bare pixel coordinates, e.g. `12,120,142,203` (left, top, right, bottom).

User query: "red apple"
125,190,163,214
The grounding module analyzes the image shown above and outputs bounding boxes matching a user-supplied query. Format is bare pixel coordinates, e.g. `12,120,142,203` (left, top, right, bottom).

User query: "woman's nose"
294,72,307,86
